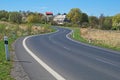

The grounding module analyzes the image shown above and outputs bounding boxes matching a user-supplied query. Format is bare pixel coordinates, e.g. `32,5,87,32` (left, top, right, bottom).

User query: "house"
45,12,53,22
53,14,67,25
46,12,53,15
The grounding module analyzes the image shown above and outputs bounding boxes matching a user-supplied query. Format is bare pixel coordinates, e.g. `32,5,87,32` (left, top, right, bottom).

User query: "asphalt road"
15,27,120,80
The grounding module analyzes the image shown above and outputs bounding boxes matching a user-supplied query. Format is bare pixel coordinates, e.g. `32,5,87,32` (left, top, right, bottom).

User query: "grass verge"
0,22,54,80
69,27,120,52
0,38,15,80
70,27,87,42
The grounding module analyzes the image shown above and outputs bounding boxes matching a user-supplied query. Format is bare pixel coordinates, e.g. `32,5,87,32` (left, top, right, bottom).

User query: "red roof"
46,12,53,15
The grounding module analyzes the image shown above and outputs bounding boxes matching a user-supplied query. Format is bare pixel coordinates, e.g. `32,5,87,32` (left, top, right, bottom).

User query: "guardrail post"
4,36,10,61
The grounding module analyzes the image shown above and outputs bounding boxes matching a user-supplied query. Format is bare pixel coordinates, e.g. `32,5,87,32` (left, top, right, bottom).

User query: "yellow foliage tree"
112,14,120,30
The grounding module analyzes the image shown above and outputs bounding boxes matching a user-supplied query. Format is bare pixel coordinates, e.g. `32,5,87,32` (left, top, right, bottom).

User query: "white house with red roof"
53,14,67,24
45,12,53,22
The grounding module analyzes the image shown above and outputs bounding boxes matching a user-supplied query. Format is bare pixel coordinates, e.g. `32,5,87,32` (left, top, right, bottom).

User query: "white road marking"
95,58,119,67
23,37,66,80
66,29,120,55
22,27,120,80
63,47,70,51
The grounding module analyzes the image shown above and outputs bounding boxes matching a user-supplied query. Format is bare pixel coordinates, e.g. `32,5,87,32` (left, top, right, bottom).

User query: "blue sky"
0,0,119,16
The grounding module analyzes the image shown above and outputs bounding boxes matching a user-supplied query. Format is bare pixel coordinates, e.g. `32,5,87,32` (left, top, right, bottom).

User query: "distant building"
46,12,53,15
45,12,53,22
53,14,67,24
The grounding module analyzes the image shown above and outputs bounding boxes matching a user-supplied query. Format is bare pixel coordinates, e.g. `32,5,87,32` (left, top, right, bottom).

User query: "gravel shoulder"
11,40,30,80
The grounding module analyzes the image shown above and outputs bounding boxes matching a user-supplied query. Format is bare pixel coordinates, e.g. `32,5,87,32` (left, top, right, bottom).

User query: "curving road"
15,27,120,80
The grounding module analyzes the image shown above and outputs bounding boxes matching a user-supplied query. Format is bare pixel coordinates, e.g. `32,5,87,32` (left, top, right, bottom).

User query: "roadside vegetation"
0,22,53,80
63,8,120,51
0,9,55,79
0,36,14,80
64,8,120,30
70,27,87,43
0,10,53,80
80,28,120,49
70,27,120,51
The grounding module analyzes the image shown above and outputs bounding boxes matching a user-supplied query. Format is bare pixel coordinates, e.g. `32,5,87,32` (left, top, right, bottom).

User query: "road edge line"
22,36,66,80
66,29,120,54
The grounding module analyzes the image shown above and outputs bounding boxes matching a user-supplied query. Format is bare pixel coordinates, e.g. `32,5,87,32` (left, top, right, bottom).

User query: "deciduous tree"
9,12,22,24
112,14,120,30
80,13,89,25
0,10,9,21
67,8,82,23
99,14,105,28
103,17,112,30
89,16,99,28
26,13,43,23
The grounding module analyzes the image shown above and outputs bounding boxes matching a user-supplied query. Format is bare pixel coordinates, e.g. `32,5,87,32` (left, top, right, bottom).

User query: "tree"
26,13,43,23
102,17,112,30
99,14,105,29
9,12,22,24
112,14,120,30
63,13,67,15
80,13,89,23
57,13,61,15
0,10,9,21
67,8,82,23
89,16,99,28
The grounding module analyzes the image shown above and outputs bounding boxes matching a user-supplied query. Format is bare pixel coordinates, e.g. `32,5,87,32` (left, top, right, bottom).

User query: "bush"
9,12,22,24
51,21,58,25
64,22,71,27
72,24,79,27
112,26,120,30
0,18,7,21
81,22,89,28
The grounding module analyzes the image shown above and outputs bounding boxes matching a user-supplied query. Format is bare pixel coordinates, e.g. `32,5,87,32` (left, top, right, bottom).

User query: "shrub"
0,18,7,21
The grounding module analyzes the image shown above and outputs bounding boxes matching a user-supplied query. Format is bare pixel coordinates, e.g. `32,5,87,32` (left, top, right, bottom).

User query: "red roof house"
46,12,53,15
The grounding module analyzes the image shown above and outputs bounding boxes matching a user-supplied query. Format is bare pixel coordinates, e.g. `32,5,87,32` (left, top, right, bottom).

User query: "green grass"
64,27,87,43
71,27,87,42
0,38,15,80
0,23,14,80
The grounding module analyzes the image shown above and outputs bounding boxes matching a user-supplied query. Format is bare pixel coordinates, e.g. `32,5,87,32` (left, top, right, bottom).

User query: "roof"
46,12,53,15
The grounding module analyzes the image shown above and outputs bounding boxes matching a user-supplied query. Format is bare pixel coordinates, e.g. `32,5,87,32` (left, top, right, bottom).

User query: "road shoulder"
11,39,30,80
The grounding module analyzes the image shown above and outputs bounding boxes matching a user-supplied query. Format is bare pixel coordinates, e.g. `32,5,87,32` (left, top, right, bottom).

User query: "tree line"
66,8,120,30
0,9,120,30
0,10,46,24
